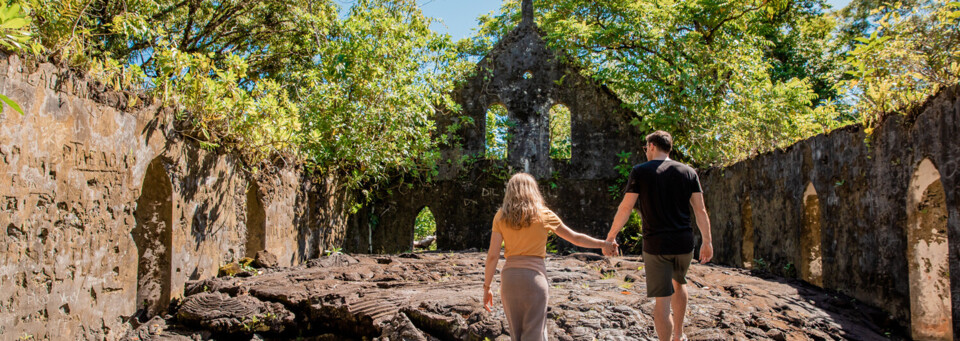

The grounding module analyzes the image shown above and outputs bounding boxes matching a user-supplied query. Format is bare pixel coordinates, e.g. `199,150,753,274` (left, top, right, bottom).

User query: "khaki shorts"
643,251,694,297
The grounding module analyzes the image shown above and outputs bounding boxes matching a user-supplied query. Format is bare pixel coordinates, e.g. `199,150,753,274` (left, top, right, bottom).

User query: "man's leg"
645,252,678,341
653,296,673,341
669,252,694,341
670,279,688,340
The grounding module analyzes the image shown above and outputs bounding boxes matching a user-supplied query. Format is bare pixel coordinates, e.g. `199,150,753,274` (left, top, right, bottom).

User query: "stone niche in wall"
799,182,823,287
132,157,174,319
906,158,952,340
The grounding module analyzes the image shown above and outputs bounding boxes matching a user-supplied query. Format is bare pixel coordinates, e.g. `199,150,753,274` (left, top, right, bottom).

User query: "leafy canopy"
465,0,852,166
5,0,957,193
838,0,960,130
19,0,467,193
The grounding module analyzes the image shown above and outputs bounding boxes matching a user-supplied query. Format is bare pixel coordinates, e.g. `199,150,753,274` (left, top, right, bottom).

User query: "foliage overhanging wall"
0,55,343,340
698,84,960,335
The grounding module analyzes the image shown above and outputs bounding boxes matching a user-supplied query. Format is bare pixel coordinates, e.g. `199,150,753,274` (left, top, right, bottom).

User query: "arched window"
485,104,509,160
800,183,823,286
549,104,571,160
132,157,173,320
907,158,952,340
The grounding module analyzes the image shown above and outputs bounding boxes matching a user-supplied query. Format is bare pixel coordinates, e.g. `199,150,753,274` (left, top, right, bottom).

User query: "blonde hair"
500,173,544,229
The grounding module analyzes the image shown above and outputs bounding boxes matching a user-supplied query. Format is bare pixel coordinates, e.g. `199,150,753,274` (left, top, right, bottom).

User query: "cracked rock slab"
158,252,906,340
176,292,295,335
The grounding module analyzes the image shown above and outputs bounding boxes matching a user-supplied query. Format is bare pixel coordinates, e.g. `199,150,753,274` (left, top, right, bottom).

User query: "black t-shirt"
624,159,702,255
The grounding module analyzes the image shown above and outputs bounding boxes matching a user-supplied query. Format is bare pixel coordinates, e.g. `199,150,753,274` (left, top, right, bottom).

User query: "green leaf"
0,4,20,19
0,93,24,115
0,18,27,29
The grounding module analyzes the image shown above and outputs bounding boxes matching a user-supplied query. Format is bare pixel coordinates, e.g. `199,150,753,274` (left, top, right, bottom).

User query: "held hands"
483,286,494,312
602,239,620,257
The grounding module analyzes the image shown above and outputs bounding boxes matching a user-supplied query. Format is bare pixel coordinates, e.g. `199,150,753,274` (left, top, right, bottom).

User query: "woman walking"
483,173,617,340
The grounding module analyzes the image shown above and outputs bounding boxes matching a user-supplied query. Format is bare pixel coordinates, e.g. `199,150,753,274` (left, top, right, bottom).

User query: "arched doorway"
742,195,755,269
132,157,173,320
907,158,952,340
800,183,823,286
485,104,510,160
413,207,437,251
245,182,266,258
548,104,571,160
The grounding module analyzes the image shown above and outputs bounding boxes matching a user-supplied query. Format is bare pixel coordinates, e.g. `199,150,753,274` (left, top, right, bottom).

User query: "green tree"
833,0,923,51
466,0,851,166
28,0,334,82
838,0,960,128
25,0,328,160
758,0,847,106
291,0,465,191
23,0,467,199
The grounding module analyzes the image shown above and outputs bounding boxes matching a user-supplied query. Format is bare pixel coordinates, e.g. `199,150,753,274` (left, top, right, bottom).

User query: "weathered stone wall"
0,55,341,340
699,85,960,335
346,21,646,254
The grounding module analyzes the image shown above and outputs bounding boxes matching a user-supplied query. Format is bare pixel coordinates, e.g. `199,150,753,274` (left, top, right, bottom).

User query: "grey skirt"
501,256,548,341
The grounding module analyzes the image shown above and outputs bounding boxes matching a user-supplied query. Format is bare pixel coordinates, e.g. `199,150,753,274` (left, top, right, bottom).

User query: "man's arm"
690,192,713,263
605,193,638,256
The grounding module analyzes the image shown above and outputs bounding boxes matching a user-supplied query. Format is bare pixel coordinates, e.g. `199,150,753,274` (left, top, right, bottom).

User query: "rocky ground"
125,252,907,341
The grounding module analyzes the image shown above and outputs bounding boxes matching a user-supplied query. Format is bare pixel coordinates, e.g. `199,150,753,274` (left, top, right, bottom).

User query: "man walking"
604,130,713,341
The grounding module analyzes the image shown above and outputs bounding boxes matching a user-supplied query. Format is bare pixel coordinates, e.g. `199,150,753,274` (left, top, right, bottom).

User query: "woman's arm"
555,224,616,253
483,231,504,311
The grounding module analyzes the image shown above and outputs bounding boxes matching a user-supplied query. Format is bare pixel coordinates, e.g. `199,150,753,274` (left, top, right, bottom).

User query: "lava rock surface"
125,252,906,340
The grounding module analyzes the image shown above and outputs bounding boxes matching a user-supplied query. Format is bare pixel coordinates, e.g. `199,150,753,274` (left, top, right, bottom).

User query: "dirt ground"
125,252,907,341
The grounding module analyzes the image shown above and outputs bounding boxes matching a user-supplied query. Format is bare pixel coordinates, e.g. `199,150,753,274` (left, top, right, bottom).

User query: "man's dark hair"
645,130,673,153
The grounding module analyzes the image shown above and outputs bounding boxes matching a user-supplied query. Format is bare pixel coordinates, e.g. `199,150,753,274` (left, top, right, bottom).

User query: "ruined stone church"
346,0,645,254
0,0,957,338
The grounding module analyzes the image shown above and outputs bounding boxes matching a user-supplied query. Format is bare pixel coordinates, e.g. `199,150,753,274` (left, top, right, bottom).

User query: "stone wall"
698,85,959,336
0,55,343,340
346,19,646,254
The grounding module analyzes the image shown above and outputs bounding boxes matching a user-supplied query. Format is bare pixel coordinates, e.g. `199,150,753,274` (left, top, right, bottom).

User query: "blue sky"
418,0,504,40
337,0,854,40
826,0,854,11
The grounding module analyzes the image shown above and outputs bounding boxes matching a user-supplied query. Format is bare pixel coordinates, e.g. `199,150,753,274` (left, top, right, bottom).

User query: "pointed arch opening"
485,104,510,160
132,157,173,320
800,183,823,286
549,104,572,160
245,182,266,258
742,195,755,269
413,207,437,251
907,158,953,340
